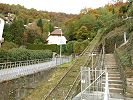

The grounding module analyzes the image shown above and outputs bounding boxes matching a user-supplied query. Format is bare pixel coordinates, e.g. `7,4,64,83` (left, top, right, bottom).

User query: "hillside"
0,1,132,47
0,1,133,99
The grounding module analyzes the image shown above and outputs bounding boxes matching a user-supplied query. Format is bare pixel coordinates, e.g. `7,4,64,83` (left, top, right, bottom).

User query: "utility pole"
59,29,62,64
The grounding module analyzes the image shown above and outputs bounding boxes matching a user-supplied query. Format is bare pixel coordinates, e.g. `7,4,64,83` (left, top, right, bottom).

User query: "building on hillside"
4,13,15,24
47,28,67,45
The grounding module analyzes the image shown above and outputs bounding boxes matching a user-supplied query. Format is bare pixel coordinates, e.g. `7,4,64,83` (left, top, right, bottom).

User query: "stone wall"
126,78,133,98
0,68,54,100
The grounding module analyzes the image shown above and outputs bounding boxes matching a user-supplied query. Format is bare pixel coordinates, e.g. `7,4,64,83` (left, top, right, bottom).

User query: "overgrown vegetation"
116,48,132,67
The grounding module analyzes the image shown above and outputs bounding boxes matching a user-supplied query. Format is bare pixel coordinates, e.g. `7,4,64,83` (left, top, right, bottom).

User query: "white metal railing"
0,58,52,70
80,45,109,100
0,56,72,70
81,69,106,100
104,72,110,100
80,69,110,100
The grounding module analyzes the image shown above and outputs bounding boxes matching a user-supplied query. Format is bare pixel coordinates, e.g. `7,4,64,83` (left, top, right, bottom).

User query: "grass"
23,61,74,100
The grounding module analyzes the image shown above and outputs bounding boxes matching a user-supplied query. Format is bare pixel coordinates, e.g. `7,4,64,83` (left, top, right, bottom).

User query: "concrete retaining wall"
0,68,54,100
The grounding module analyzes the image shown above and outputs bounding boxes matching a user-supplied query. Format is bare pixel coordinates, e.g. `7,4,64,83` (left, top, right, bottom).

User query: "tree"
37,18,44,33
66,41,74,54
76,26,89,40
10,18,25,45
25,22,42,44
3,24,13,42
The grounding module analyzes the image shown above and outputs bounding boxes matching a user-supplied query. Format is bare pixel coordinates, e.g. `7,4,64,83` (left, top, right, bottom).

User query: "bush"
0,49,8,62
128,8,133,17
1,41,18,50
8,48,30,61
117,50,132,67
7,48,53,62
73,41,81,54
61,45,67,54
73,40,89,54
29,50,53,59
27,44,59,52
66,41,74,54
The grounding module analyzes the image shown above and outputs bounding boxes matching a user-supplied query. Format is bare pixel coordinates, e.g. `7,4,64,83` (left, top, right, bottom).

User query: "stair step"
109,84,122,88
107,70,119,72
109,93,124,99
109,98,124,100
109,77,121,80
109,87,123,93
106,67,118,69
103,76,121,80
108,72,120,74
109,79,122,82
108,74,120,77
104,64,116,65
103,80,122,84
102,83,122,88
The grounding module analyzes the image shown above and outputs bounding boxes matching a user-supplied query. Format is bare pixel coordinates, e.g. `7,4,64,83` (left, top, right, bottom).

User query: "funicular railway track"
44,31,103,100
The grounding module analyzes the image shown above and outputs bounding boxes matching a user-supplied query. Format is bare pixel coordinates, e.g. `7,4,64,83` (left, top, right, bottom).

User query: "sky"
0,0,126,14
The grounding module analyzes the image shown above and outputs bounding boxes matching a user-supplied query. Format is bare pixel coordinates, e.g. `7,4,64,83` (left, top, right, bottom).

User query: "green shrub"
128,8,133,17
73,41,81,54
66,41,74,54
0,49,8,62
73,40,89,54
27,44,59,52
1,41,18,50
8,48,30,61
7,48,53,62
61,45,67,54
117,50,132,67
29,50,53,59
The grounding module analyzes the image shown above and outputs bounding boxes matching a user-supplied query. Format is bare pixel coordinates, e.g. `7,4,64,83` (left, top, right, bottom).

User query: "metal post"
81,67,83,100
56,57,57,65
60,44,62,64
92,53,93,70
124,32,127,43
59,29,62,64
88,67,90,93
95,68,97,91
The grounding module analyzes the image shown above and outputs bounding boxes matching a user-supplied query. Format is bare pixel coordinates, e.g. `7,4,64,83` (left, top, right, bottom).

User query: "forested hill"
0,3,77,26
0,1,133,47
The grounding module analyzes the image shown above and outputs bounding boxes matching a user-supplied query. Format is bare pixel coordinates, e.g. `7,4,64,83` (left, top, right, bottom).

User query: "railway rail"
44,30,103,100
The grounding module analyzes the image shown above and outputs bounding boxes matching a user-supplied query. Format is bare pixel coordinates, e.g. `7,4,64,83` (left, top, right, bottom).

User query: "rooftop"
50,29,64,35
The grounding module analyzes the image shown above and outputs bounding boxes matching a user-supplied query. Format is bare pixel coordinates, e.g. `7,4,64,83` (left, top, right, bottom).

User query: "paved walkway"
0,57,71,83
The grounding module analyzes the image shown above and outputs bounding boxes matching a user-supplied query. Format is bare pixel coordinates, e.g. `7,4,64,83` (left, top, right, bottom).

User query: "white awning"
47,36,67,45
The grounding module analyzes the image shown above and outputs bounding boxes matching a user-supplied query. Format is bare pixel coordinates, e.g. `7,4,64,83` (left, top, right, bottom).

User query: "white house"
0,18,4,47
47,28,67,45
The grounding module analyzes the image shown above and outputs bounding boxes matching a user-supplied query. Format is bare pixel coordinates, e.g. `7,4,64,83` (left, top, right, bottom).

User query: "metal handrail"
104,72,109,100
0,58,52,69
80,45,106,100
82,71,105,93
80,70,110,100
